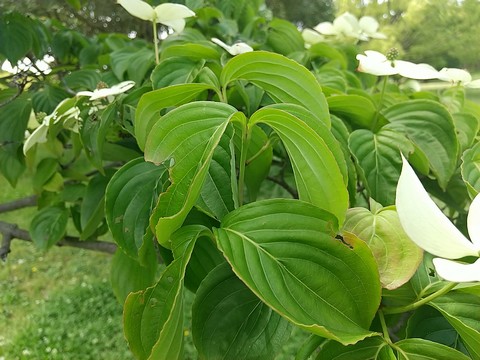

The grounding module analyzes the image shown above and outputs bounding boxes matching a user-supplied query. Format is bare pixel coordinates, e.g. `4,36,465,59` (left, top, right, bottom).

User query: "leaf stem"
378,310,392,343
382,281,457,314
153,21,159,65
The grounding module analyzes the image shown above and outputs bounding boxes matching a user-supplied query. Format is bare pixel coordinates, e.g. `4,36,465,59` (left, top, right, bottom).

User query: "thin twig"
0,220,117,259
266,176,298,198
0,195,37,214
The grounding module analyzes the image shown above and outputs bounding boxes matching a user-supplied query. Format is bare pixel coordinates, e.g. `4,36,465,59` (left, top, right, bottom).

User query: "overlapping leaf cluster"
1,0,480,358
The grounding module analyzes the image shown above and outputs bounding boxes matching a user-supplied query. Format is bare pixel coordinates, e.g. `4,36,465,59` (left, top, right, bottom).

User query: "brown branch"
267,176,298,198
0,220,117,260
0,195,37,214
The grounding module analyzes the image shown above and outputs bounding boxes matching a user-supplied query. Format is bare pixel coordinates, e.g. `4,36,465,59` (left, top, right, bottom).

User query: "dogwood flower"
314,12,386,41
437,68,480,88
301,28,325,47
211,38,253,56
117,0,195,32
23,99,80,154
396,156,480,282
356,50,440,80
77,81,135,101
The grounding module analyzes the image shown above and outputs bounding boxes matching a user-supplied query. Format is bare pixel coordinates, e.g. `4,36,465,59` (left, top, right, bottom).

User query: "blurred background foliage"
0,0,479,70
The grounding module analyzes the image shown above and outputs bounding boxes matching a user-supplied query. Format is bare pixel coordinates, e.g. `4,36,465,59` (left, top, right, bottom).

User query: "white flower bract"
437,68,480,88
211,38,253,56
356,50,440,80
77,81,135,101
396,155,480,282
117,0,195,32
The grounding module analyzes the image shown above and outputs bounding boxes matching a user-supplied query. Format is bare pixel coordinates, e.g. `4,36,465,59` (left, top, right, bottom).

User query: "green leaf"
32,85,70,114
461,141,480,198
0,92,32,143
192,263,291,360
395,338,472,360
135,83,214,151
214,199,381,345
453,112,479,153
64,69,102,91
316,337,391,360
110,244,158,303
309,43,348,69
343,205,423,290
221,51,330,126
327,95,377,129
32,158,59,193
267,18,305,56
430,290,480,359
382,100,459,189
29,206,68,251
151,57,205,89
250,107,349,226
105,158,167,258
348,128,413,205
80,102,115,172
123,225,210,360
111,47,155,84
0,13,33,63
80,172,111,240
145,101,241,247
406,306,468,354
161,43,221,62
196,126,237,220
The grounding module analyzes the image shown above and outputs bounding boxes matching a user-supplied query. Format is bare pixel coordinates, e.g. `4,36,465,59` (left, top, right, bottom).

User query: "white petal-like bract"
433,258,480,282
117,0,155,21
396,156,479,259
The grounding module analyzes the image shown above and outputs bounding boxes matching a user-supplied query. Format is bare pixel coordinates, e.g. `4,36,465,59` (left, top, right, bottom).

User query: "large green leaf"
160,43,221,61
196,126,237,220
315,337,392,360
80,172,111,240
382,100,459,189
220,51,330,126
461,141,480,198
406,306,468,354
123,225,210,360
29,206,68,251
343,203,423,290
214,199,381,345
110,243,158,303
80,102,115,173
134,83,214,150
431,290,480,359
0,92,32,185
151,57,205,89
110,47,155,84
266,18,305,56
395,338,472,360
192,263,291,360
327,95,377,129
105,158,167,258
145,101,242,247
64,69,102,91
0,12,33,63
250,107,349,225
348,128,413,206
453,112,479,153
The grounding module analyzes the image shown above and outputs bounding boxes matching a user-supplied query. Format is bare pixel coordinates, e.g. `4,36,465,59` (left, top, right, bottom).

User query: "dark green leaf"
221,51,330,126
382,100,459,189
135,83,215,150
267,18,304,56
105,158,167,258
327,95,377,129
145,101,241,247
395,338,471,360
29,206,68,251
316,337,391,360
214,199,381,345
192,262,291,360
151,57,205,89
